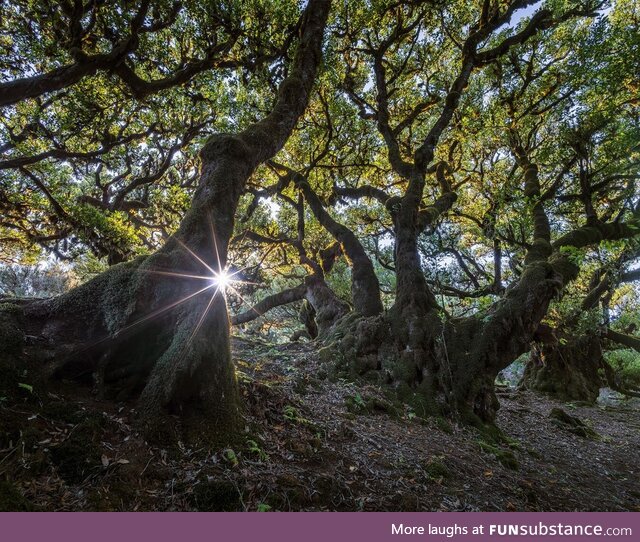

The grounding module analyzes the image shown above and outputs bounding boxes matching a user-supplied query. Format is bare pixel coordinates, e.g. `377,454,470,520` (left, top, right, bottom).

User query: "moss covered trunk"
325,255,577,425
2,0,331,441
320,145,580,425
521,335,602,403
304,274,350,337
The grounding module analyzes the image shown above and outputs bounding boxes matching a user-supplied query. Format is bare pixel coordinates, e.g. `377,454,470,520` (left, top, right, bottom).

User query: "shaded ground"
1,337,639,511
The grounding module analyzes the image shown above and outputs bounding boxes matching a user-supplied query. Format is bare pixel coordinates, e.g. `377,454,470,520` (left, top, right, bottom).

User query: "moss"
522,339,601,404
425,459,450,479
318,345,338,365
344,393,400,417
190,479,243,511
0,301,22,312
200,134,252,163
526,446,543,459
434,416,453,434
0,481,34,511
478,441,520,470
323,312,361,344
47,256,146,334
549,408,600,439
502,435,523,450
401,389,440,419
387,351,418,384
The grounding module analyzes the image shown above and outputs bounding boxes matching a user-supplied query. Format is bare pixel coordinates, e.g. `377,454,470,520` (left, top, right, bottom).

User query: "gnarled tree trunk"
2,0,331,443
320,157,579,426
231,274,348,339
297,178,383,317
521,335,603,403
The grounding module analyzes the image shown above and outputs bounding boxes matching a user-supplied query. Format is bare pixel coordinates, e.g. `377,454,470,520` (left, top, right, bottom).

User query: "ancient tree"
522,243,640,402
228,0,639,425
1,0,331,440
1,1,639,438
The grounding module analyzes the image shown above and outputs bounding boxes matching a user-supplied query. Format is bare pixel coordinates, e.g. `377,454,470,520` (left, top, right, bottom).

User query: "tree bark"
230,275,348,339
297,179,383,317
522,329,640,402
304,275,350,337
521,335,603,403
231,284,307,326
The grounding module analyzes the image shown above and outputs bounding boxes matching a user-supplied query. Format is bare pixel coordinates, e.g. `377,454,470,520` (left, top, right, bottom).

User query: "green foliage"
222,448,239,467
0,0,302,264
283,405,312,425
0,263,77,297
246,439,269,462
606,349,640,389
17,382,32,393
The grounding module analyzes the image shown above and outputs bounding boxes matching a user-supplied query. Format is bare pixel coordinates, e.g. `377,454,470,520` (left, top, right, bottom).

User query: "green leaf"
18,382,33,393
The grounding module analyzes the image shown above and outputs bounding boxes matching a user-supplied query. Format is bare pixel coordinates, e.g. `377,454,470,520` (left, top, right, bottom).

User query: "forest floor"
1,336,639,511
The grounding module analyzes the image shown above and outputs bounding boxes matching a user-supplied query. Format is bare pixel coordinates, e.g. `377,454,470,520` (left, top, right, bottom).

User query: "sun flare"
210,269,232,290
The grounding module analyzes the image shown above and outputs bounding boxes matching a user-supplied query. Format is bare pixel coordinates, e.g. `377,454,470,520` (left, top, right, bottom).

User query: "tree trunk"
521,335,603,403
3,0,331,443
303,275,350,337
323,254,576,425
298,179,383,316
317,153,580,425
230,276,347,339
379,183,448,416
231,284,307,326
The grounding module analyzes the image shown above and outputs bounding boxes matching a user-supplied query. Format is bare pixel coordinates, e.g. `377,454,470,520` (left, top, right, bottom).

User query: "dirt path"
1,337,638,511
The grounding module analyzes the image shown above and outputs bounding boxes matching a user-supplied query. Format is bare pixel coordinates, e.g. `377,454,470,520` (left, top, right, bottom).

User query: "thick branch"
239,0,331,162
296,176,383,316
231,284,306,325
331,184,391,206
553,218,640,250
605,328,640,352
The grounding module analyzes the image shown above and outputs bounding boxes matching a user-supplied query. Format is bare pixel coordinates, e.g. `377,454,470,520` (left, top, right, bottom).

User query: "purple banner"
1,512,638,542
